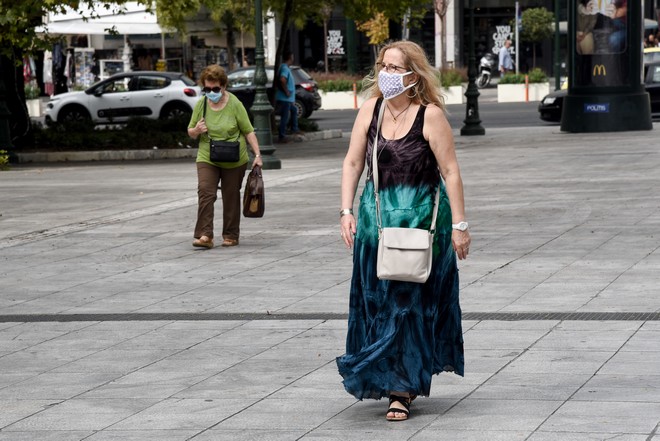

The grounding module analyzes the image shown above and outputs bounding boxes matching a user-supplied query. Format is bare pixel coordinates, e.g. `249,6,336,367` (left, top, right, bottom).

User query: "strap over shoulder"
372,99,440,234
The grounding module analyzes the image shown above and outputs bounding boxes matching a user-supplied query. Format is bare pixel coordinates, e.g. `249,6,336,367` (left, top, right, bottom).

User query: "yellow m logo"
593,64,607,76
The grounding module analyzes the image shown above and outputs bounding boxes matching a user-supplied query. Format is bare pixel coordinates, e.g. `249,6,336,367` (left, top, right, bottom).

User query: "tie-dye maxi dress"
336,99,464,400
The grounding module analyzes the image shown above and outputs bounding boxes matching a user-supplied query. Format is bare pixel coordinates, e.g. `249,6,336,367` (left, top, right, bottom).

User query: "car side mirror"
93,89,103,97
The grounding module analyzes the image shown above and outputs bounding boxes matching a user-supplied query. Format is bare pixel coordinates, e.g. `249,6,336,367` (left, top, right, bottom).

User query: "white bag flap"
381,227,430,250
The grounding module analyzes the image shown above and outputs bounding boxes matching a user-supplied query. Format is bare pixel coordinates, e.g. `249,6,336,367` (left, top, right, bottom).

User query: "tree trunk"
323,19,329,73
241,30,246,66
224,12,237,71
273,0,293,91
1,48,30,149
440,14,447,69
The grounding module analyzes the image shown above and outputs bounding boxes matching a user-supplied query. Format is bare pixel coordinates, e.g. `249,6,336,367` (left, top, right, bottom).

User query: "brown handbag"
243,165,265,218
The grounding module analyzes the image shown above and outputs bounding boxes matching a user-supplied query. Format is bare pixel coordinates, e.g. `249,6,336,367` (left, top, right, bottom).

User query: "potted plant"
0,150,9,171
25,82,41,117
316,72,365,110
439,67,466,105
497,68,550,103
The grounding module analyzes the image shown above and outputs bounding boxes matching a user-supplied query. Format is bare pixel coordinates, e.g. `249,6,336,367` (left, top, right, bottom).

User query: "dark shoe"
192,236,214,249
291,130,305,135
386,394,411,421
276,137,289,144
221,238,239,247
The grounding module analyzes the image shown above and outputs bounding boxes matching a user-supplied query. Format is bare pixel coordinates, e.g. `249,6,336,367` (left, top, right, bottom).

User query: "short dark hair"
283,50,293,62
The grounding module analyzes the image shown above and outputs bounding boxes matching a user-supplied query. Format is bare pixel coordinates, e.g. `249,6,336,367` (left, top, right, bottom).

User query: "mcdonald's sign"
593,64,607,76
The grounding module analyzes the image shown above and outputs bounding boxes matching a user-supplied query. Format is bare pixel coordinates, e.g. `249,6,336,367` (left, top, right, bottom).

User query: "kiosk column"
561,0,652,132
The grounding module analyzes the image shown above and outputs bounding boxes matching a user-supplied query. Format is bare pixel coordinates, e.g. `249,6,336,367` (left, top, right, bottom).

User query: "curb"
14,129,344,164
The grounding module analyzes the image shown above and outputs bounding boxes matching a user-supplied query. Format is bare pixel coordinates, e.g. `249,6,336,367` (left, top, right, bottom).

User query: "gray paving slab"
411,430,531,441
0,432,95,441
2,124,660,440
85,431,199,441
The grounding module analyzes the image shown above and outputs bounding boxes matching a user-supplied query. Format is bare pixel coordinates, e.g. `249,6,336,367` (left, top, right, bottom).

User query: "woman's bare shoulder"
360,97,378,113
424,102,447,118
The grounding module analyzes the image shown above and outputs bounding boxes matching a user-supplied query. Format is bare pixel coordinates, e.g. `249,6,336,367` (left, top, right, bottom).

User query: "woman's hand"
452,229,471,260
252,155,263,168
340,214,356,249
195,118,207,135
604,3,616,18
585,0,597,14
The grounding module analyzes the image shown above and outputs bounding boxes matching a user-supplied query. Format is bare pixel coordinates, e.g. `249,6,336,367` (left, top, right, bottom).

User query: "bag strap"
372,99,441,235
201,98,208,141
202,97,240,143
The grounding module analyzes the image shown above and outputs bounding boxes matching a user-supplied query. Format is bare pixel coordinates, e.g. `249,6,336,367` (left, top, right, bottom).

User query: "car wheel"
59,105,91,123
293,100,306,119
160,102,191,120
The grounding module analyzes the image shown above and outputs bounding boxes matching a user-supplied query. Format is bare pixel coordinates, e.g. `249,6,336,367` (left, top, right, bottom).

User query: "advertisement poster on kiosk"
575,0,628,87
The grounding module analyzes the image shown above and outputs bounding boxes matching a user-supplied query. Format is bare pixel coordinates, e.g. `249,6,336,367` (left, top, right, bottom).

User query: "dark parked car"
538,61,660,122
227,66,322,118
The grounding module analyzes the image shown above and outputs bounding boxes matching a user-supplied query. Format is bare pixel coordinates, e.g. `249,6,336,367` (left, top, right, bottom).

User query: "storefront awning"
37,2,171,35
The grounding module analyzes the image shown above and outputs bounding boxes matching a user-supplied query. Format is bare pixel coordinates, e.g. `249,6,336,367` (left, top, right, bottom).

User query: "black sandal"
386,394,411,421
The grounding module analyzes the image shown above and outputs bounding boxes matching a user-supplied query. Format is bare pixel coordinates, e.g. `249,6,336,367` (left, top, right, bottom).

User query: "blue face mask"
206,91,222,103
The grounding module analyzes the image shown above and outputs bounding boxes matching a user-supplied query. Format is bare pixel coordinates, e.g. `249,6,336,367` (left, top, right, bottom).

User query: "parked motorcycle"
476,53,497,89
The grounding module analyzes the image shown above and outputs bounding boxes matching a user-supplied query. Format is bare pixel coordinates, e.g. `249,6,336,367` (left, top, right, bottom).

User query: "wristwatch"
452,221,469,231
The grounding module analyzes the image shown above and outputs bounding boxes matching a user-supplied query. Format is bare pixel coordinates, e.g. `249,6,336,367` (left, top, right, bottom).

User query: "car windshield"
228,68,274,87
292,67,313,82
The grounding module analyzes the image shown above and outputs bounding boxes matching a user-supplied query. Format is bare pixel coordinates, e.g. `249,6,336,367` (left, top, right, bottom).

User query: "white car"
44,71,201,125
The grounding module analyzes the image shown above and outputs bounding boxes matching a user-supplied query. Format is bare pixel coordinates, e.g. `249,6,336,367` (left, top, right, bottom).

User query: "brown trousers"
194,162,247,241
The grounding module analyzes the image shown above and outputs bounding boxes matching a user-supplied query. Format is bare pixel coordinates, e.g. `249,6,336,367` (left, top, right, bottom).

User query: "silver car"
44,71,201,125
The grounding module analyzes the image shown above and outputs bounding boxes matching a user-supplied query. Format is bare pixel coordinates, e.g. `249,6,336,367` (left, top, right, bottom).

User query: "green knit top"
188,93,254,168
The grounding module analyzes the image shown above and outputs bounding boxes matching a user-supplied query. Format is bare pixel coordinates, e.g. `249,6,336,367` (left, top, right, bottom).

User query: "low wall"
319,90,366,110
497,82,550,103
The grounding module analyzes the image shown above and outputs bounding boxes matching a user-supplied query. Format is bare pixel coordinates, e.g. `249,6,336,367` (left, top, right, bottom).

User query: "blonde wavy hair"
363,40,445,109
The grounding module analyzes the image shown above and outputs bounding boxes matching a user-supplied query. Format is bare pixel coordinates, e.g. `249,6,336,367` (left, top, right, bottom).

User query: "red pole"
525,74,529,102
353,82,358,109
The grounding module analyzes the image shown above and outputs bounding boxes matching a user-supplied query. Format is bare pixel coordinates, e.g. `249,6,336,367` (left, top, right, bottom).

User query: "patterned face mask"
378,70,416,100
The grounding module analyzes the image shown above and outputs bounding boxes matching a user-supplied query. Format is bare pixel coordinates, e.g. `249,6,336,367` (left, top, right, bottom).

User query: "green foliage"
30,117,192,151
343,0,429,26
499,68,548,84
0,150,10,171
519,7,555,44
498,73,526,84
356,12,389,46
527,67,548,83
24,82,40,99
439,68,466,88
1,1,144,55
315,72,363,92
510,7,554,68
318,79,357,92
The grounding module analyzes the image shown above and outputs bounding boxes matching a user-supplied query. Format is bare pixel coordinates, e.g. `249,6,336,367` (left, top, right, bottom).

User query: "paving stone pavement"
1,124,660,441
